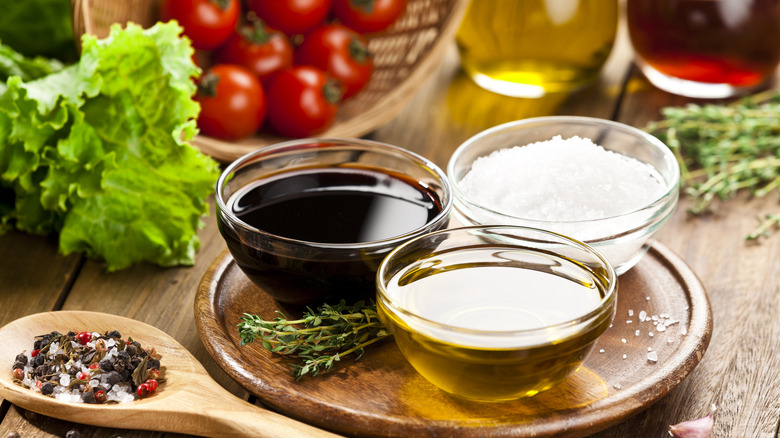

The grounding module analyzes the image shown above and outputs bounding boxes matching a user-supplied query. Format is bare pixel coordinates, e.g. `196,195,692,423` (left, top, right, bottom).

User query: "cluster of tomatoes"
160,0,407,140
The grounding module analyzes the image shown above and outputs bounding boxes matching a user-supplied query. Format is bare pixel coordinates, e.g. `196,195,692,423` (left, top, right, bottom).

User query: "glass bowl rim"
376,224,618,338
215,137,453,250
446,115,681,226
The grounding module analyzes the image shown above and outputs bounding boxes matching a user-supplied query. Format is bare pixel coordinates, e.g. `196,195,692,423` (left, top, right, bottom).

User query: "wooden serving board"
194,243,712,438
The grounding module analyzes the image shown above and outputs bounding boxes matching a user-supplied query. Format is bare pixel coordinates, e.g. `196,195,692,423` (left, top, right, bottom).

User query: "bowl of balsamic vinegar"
215,138,452,306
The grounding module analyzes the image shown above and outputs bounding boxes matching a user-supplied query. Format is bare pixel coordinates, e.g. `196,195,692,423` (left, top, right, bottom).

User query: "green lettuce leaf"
0,0,78,62
0,22,220,271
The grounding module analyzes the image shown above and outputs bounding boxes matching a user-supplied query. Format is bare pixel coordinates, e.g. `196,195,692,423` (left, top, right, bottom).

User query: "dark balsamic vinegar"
218,166,445,305
231,168,442,243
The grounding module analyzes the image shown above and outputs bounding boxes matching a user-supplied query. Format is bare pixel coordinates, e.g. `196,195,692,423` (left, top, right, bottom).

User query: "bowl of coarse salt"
447,116,680,274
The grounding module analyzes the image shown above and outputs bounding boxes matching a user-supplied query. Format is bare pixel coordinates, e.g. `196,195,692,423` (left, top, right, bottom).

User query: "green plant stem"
645,92,780,240
237,300,390,380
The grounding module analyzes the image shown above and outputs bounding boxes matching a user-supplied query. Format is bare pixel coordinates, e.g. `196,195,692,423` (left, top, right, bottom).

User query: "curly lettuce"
0,22,221,271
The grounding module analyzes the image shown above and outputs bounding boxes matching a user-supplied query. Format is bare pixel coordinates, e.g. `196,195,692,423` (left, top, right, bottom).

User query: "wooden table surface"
2,15,779,438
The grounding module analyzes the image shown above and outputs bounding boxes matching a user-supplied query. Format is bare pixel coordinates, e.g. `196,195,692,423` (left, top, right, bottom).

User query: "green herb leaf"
645,91,780,240
238,300,391,380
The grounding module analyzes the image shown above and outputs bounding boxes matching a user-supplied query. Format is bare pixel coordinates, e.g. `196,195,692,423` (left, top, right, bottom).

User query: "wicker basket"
71,0,468,162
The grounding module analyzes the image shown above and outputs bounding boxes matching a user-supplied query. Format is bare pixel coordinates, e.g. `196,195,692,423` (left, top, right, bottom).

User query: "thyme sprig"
645,90,780,240
238,300,390,380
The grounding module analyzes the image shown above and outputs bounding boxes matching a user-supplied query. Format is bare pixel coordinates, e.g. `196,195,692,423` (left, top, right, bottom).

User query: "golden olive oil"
378,245,614,401
456,0,618,96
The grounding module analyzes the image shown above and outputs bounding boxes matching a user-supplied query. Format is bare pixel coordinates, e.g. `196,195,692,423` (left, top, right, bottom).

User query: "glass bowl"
216,138,452,306
446,116,679,275
376,225,617,402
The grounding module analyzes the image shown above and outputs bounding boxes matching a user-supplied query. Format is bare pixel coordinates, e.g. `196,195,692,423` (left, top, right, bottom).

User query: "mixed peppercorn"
11,330,164,403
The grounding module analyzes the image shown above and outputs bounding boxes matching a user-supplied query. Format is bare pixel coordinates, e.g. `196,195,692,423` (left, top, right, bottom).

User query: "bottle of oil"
456,0,618,97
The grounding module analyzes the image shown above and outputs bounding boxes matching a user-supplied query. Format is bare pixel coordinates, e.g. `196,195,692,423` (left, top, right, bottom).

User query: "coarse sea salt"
459,136,666,223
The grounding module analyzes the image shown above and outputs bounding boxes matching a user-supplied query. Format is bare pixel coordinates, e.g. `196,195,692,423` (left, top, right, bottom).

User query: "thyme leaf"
238,300,391,380
645,90,780,240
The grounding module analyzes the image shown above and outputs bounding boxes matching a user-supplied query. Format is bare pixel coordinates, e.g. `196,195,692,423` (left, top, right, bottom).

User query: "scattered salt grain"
682,327,688,335
628,310,634,317
648,347,653,351
614,383,622,390
599,349,605,353
458,135,666,224
626,320,633,324
621,338,627,343
635,330,641,337
646,296,651,301
649,332,654,337
639,310,647,322
647,351,659,363
622,354,627,360
657,324,666,332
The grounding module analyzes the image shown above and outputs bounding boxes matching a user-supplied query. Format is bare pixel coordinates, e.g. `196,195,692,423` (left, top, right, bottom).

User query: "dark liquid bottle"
627,0,780,96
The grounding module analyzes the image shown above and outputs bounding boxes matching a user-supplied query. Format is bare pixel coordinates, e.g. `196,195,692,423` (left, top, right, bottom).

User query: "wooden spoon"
0,310,341,438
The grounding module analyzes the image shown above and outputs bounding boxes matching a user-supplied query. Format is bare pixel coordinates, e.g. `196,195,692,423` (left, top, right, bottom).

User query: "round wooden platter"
194,243,712,438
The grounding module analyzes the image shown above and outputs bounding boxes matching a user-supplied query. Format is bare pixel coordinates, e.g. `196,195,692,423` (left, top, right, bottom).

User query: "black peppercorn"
81,390,96,404
99,358,114,371
40,382,54,395
125,344,138,357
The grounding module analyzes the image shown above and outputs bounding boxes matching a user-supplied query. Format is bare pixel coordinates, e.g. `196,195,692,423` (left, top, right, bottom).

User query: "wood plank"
0,232,81,323
589,65,780,438
0,404,157,438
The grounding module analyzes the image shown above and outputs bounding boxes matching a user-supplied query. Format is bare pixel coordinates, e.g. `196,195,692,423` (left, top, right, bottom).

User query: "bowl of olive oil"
376,225,617,402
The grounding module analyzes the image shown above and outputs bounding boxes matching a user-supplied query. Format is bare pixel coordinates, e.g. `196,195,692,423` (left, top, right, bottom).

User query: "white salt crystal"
647,351,659,363
626,320,633,324
622,354,627,360
614,383,622,390
599,349,605,353
639,310,647,322
55,392,72,402
646,296,651,301
628,310,634,317
649,332,654,337
621,338,627,343
657,324,666,332
681,327,688,335
59,374,70,386
648,347,653,351
635,330,641,336
458,136,666,223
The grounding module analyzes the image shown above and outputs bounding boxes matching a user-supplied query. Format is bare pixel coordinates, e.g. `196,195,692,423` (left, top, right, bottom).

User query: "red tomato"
332,0,406,33
296,24,373,99
195,65,267,140
247,0,332,36
160,0,240,50
215,18,294,86
266,66,342,137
